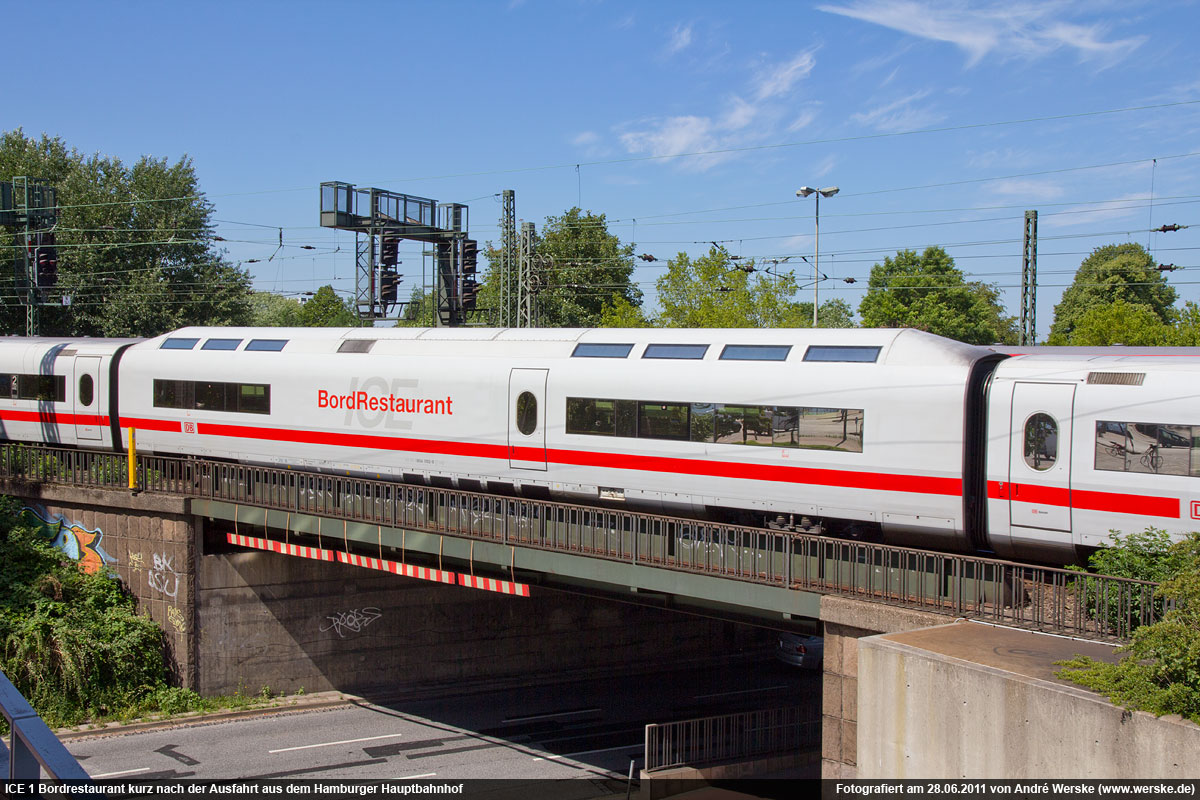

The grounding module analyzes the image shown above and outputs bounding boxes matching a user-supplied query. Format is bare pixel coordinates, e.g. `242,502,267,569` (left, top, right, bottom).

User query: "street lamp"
796,185,839,327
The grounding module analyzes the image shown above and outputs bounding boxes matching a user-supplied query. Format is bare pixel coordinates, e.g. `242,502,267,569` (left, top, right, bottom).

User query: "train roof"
145,326,994,368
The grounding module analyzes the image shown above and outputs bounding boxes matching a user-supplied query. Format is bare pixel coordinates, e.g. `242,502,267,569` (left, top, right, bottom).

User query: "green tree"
599,296,652,327
0,129,252,337
297,285,359,327
1047,243,1177,344
479,207,642,327
248,292,303,326
1063,299,1175,346
858,247,1016,344
654,246,847,328
1057,531,1200,724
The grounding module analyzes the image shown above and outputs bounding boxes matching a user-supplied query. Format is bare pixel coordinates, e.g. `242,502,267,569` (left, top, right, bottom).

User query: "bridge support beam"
818,595,952,779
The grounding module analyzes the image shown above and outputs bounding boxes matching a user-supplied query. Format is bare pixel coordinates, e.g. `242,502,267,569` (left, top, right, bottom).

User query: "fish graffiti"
20,505,115,574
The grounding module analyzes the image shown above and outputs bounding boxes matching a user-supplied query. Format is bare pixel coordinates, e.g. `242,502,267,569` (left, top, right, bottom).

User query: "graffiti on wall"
20,505,115,574
319,607,382,639
148,552,180,598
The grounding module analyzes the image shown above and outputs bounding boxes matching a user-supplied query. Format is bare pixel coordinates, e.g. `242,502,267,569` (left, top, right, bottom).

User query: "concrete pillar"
819,596,952,779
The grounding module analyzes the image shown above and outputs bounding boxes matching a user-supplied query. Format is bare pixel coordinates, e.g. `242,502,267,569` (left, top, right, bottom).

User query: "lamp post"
796,185,839,327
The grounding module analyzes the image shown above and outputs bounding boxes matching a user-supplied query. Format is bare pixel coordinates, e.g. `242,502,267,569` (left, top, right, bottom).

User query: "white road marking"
397,773,437,780
92,767,151,778
268,733,405,753
503,708,601,723
692,684,787,700
533,743,641,760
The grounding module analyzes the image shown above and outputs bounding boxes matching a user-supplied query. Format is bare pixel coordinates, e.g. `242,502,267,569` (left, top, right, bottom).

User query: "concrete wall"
858,625,1200,778
197,548,759,697
819,596,954,779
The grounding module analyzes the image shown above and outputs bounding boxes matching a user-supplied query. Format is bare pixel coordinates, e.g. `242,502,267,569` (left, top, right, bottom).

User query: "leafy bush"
0,497,185,727
1071,528,1179,636
1057,532,1200,724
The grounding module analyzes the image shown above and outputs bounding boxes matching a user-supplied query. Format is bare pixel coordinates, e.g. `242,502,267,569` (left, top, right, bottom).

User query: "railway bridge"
0,444,1158,779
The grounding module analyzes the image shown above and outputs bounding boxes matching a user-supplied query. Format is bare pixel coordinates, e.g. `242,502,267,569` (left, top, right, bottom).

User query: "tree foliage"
858,247,1017,344
655,246,851,328
248,291,303,326
1047,243,1176,345
480,207,641,327
0,129,252,337
1057,530,1200,724
296,285,359,327
0,497,179,726
1063,299,1175,346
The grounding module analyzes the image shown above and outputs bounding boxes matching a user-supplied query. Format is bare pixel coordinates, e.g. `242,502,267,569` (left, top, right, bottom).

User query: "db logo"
183,421,196,434
1191,501,1200,520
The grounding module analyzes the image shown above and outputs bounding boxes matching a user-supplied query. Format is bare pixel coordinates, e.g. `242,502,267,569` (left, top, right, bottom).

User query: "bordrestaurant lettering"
318,390,453,415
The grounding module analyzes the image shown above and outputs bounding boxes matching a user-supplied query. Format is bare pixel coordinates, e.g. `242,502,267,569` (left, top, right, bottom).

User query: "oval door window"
516,391,537,435
1023,412,1057,471
79,374,94,407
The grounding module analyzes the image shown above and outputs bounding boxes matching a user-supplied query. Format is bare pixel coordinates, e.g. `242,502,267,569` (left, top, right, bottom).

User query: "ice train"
1,325,1197,564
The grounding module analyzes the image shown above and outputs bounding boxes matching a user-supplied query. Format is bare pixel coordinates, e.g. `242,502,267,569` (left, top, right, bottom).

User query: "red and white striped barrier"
225,534,528,596
226,533,335,562
458,574,530,597
336,551,456,585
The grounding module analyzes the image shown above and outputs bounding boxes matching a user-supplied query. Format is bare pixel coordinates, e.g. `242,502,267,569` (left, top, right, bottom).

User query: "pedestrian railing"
644,704,820,772
0,668,90,781
0,442,1163,642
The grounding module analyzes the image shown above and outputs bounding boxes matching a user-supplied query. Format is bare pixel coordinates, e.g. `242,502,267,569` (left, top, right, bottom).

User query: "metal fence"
0,443,1165,642
0,668,90,781
644,704,820,772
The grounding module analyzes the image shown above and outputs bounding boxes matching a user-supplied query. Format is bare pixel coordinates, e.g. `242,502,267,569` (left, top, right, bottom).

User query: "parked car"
775,632,823,669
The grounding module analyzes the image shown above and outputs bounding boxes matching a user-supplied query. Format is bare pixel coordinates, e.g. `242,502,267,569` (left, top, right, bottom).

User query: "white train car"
6,325,1198,564
114,326,997,554
0,337,134,449
986,353,1200,561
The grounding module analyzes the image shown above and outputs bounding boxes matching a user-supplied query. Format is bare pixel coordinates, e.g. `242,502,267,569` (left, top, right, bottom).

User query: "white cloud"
666,23,693,55
752,50,817,100
572,131,600,147
982,178,1066,201
618,116,732,171
851,90,946,132
617,50,819,172
818,1,1147,68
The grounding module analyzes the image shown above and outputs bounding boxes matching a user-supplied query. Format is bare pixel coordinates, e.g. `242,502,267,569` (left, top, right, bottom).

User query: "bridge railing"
0,668,90,781
644,703,820,772
0,443,1163,641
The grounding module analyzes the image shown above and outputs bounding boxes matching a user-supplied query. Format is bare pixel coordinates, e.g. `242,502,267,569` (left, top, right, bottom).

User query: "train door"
73,356,102,441
508,368,547,470
1008,382,1074,533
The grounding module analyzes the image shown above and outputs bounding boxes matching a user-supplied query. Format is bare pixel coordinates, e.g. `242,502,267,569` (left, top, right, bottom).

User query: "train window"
719,345,792,361
78,375,94,407
161,338,199,350
201,338,242,351
338,340,376,353
798,407,864,452
1095,420,1196,477
1023,413,1058,471
572,343,634,358
15,374,65,402
690,403,715,442
643,344,709,360
638,402,690,440
246,339,288,352
516,391,537,435
153,379,270,414
567,398,615,436
803,345,881,363
565,397,863,451
237,384,270,414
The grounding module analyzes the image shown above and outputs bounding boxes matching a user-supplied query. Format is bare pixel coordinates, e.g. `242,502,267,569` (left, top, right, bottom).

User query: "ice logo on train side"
317,376,454,429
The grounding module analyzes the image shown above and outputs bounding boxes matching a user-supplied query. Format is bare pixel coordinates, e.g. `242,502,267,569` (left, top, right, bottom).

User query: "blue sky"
6,1,1199,338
